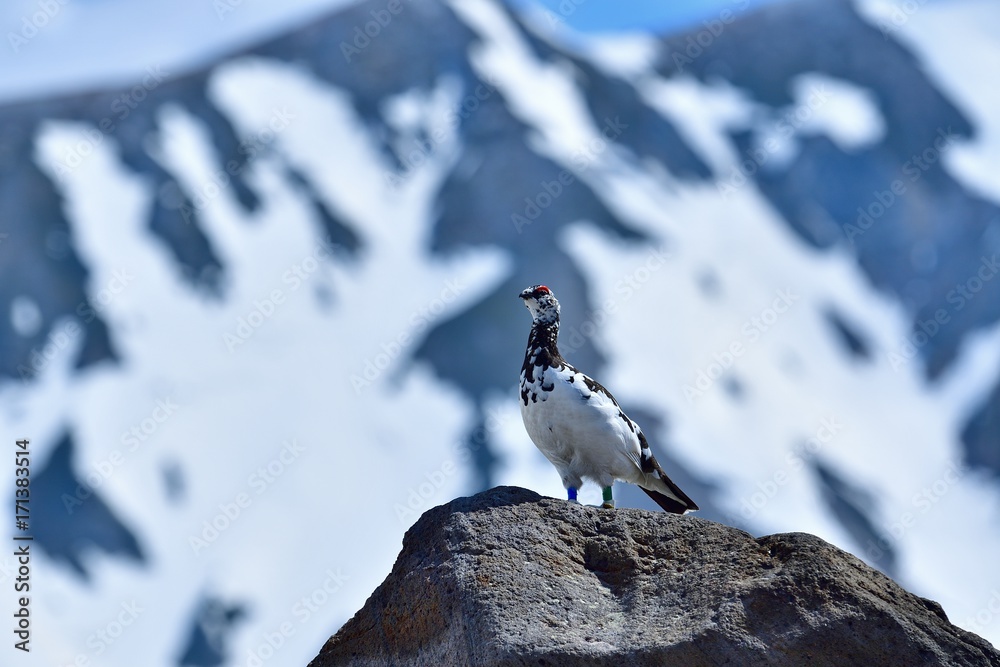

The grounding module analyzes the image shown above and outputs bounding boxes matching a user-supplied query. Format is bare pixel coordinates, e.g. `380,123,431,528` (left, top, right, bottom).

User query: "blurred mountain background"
2,0,999,665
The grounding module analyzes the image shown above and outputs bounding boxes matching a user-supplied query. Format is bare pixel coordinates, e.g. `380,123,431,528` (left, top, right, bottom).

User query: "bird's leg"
567,487,579,504
602,486,615,509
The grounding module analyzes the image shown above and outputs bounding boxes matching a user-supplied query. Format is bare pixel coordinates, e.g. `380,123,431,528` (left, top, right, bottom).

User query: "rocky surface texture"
311,486,999,667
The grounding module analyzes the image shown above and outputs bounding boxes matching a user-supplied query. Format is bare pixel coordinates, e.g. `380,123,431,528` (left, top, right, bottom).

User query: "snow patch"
639,75,755,175
643,72,885,176
10,295,43,337
583,33,662,80
860,0,1000,206
790,73,886,152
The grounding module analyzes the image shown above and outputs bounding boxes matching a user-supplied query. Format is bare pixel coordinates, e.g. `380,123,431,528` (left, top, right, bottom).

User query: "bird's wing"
569,368,650,463
568,368,699,514
636,429,699,512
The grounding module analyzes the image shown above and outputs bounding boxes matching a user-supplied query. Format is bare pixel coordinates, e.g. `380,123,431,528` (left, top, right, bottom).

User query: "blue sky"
0,0,784,103
510,0,783,33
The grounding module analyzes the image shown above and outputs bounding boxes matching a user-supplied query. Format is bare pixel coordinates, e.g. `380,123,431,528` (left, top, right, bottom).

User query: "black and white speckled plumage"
518,285,698,514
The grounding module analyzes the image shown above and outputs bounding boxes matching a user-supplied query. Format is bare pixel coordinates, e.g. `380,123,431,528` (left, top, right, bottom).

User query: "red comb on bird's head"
520,284,554,300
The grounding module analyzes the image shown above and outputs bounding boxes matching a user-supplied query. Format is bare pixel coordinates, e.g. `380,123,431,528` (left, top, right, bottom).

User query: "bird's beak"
518,291,530,300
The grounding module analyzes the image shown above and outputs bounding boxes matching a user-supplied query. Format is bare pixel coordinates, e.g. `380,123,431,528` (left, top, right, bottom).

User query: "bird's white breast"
519,363,641,481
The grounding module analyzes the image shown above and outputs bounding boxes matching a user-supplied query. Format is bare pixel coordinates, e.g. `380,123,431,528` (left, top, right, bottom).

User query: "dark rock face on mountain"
311,486,999,667
2,0,999,482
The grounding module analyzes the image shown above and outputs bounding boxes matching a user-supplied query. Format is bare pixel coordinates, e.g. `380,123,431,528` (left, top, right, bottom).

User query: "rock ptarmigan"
518,284,698,513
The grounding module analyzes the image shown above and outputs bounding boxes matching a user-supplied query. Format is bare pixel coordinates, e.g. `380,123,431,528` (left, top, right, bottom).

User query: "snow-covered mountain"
2,0,1000,664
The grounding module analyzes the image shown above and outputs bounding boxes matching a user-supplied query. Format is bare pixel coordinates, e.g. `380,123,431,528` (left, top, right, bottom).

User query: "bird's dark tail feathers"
641,487,697,514
639,469,698,514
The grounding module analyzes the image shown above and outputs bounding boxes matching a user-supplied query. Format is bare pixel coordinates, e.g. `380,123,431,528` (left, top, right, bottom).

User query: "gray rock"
310,486,999,667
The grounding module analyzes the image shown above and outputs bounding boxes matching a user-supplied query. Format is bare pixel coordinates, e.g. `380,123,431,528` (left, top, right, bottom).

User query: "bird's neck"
523,319,565,370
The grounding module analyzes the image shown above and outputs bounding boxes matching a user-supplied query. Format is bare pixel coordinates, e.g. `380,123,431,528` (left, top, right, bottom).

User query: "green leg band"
603,486,613,503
